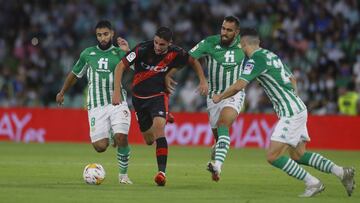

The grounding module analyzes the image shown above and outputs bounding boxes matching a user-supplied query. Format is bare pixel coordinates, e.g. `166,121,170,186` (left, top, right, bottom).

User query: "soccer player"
189,15,246,181
212,28,355,197
112,27,207,186
56,20,133,184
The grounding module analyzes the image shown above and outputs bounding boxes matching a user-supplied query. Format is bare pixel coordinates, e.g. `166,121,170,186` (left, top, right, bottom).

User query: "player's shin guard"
296,152,343,177
271,156,309,181
214,126,230,168
117,145,130,174
156,137,168,173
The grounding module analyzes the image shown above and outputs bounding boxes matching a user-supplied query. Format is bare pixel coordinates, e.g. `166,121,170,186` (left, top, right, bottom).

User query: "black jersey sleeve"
121,44,141,68
170,47,190,69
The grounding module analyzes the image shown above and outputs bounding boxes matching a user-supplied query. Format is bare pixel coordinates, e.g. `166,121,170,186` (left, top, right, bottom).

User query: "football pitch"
0,142,358,203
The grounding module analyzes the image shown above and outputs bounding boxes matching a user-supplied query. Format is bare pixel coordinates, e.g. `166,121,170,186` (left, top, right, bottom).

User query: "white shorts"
271,110,310,147
88,103,131,143
207,91,245,128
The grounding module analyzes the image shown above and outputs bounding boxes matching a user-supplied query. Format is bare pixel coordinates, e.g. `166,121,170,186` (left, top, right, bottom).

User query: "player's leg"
210,107,238,176
290,142,355,196
268,141,324,197
147,95,169,186
143,116,168,186
132,96,155,145
111,104,132,184
92,138,109,152
88,107,110,152
206,97,220,162
270,112,324,197
210,128,218,161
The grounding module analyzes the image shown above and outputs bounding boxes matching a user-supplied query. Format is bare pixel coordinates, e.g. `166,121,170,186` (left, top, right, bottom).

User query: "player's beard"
221,35,234,47
98,40,112,50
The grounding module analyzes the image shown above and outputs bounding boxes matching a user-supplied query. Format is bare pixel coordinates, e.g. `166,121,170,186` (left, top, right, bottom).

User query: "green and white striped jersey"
189,35,245,98
240,48,306,118
72,45,127,110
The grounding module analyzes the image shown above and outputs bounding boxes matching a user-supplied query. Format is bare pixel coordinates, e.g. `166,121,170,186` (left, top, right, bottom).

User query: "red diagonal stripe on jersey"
132,51,178,87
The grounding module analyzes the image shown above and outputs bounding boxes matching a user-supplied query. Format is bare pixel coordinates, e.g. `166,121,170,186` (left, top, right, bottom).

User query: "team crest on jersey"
126,52,136,62
123,110,129,117
237,43,242,48
215,45,221,49
90,52,96,56
243,63,254,75
112,50,117,55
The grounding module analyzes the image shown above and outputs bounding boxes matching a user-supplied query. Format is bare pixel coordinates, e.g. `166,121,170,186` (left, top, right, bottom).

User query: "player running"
112,27,207,186
212,28,355,197
56,20,133,184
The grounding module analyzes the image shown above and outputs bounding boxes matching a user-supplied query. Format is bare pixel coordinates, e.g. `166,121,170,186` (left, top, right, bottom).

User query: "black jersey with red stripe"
122,40,189,97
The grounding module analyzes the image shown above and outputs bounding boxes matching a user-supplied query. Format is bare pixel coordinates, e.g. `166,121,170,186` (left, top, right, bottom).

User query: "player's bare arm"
117,37,130,52
112,61,127,105
188,56,208,96
165,68,178,94
56,72,78,105
212,79,248,104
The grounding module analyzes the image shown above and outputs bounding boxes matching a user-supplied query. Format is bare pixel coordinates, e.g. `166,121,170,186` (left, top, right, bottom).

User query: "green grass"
0,142,358,203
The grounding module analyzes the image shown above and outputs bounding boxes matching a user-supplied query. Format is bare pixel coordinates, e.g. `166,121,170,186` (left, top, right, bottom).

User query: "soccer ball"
83,163,106,185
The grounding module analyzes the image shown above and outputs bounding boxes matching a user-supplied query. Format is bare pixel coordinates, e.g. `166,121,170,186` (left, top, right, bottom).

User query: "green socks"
117,146,130,174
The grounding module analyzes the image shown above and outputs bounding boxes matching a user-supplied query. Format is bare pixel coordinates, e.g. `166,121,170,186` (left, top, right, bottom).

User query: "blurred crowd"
0,0,359,115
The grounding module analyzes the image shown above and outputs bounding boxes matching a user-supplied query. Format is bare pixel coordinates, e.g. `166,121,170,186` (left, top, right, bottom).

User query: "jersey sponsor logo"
126,52,136,62
243,63,254,75
97,58,110,72
223,50,237,66
141,62,169,72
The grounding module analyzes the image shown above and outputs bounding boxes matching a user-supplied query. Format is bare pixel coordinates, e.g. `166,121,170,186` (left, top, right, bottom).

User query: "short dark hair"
155,26,173,42
240,28,260,45
95,20,113,30
240,28,259,38
224,15,240,28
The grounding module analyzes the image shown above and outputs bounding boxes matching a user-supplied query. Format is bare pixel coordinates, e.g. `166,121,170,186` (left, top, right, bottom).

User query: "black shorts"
132,94,169,132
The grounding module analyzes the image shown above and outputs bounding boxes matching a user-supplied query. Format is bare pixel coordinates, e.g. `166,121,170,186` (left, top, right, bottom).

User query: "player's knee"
92,142,109,153
290,153,301,161
115,134,128,147
93,145,107,153
266,152,279,164
290,150,305,161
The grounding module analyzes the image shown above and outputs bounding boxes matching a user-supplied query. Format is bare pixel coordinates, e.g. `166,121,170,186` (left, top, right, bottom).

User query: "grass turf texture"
0,142,358,203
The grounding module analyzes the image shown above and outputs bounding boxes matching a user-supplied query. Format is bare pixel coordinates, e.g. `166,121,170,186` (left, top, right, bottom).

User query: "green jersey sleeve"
284,64,293,77
72,50,88,78
239,54,266,82
189,39,210,59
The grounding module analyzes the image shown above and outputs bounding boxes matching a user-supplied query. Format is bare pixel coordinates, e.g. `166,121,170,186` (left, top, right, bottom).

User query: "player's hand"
112,92,122,105
212,94,222,104
196,80,208,96
56,92,64,106
165,75,177,94
117,37,130,52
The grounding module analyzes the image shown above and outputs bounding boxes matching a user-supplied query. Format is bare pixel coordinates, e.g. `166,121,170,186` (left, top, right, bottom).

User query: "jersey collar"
96,45,115,52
